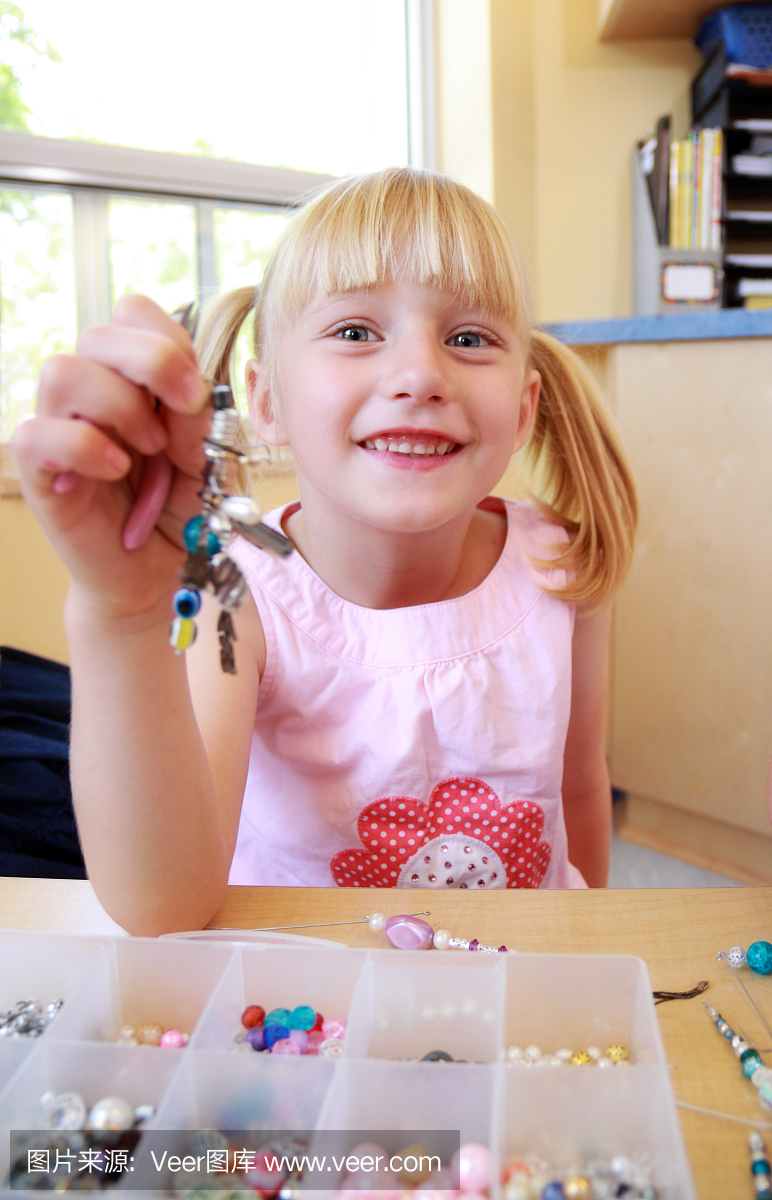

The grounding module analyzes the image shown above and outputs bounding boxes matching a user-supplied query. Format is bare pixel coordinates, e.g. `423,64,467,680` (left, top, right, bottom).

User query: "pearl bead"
159,1029,187,1048
506,1045,524,1063
454,1143,491,1193
586,1045,601,1060
368,912,386,932
86,1095,135,1131
432,929,451,951
597,1055,614,1069
524,1044,542,1061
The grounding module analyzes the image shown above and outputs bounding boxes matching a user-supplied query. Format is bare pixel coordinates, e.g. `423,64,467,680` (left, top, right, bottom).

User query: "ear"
514,368,540,452
246,358,290,446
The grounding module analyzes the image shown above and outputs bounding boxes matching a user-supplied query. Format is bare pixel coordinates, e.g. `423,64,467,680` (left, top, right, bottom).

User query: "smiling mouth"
360,434,460,458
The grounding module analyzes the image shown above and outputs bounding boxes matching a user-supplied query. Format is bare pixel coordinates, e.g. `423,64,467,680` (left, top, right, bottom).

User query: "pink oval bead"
321,1016,346,1040
159,1029,187,1048
453,1144,491,1194
384,914,435,951
270,1036,301,1055
306,1030,325,1055
289,1028,309,1052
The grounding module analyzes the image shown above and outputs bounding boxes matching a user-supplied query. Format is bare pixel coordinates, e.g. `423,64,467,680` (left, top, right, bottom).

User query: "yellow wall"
436,0,700,321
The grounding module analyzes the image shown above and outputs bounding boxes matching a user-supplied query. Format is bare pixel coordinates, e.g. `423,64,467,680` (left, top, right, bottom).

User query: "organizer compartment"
137,1050,337,1195
0,932,107,1040
192,945,366,1051
51,937,235,1045
345,950,504,1062
0,1040,183,1191
503,953,666,1066
500,1065,696,1200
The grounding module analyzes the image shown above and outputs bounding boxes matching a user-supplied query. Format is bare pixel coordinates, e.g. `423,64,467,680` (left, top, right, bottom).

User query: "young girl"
14,167,637,933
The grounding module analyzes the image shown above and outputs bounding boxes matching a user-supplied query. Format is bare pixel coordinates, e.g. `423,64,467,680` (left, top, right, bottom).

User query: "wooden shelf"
599,0,769,41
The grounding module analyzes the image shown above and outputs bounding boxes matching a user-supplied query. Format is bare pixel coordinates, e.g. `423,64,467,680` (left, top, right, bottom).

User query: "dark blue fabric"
0,646,86,878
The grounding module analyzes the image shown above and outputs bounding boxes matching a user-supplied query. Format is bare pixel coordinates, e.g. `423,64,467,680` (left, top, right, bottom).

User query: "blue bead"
263,1021,289,1048
747,941,772,976
752,1159,771,1175
183,515,220,556
173,588,201,619
541,1184,564,1200
741,1048,763,1077
289,1005,316,1031
265,1007,291,1025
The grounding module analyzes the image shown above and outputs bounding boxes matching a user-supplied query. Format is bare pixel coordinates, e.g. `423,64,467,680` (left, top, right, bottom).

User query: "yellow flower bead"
605,1042,630,1063
564,1176,592,1200
170,616,197,653
570,1050,592,1065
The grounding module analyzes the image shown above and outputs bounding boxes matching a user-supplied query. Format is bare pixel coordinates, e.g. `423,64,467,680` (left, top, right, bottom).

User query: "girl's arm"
14,295,260,934
561,606,613,887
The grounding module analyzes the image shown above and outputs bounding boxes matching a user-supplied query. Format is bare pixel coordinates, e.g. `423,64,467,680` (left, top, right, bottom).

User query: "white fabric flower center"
397,834,507,889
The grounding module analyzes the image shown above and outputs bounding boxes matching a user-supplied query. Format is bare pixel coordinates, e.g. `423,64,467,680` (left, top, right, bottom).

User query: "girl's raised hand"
13,294,212,620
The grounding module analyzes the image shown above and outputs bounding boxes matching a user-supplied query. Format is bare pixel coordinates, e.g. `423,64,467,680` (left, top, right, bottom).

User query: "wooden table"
1,879,771,1200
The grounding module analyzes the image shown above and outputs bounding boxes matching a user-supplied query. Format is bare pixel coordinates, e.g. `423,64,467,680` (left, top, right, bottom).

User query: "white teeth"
367,436,454,456
374,438,388,451
413,443,426,455
436,441,450,455
387,441,401,452
364,440,375,449
425,444,435,454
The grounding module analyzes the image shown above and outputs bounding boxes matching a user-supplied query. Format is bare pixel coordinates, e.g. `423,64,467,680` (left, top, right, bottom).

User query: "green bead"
747,941,772,976
183,515,220,556
741,1048,763,1077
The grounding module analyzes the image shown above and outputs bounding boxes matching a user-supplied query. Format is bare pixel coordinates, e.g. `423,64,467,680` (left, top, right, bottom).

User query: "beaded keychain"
170,383,293,673
703,1002,772,1112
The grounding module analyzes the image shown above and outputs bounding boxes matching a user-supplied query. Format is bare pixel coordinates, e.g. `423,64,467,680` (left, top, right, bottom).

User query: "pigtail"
195,285,258,386
525,330,638,610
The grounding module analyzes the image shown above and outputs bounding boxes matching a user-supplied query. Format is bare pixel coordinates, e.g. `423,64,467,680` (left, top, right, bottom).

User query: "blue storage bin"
695,4,772,68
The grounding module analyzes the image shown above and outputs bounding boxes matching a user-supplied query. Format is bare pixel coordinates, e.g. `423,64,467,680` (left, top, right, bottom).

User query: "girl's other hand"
12,294,212,622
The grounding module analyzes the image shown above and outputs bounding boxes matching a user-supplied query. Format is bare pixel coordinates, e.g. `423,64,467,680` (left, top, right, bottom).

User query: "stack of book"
668,128,723,249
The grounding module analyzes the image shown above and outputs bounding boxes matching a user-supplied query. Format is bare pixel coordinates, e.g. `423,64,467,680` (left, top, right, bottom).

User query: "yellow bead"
169,616,197,653
394,1144,431,1185
137,1021,164,1046
564,1176,592,1200
570,1049,592,1064
605,1042,630,1063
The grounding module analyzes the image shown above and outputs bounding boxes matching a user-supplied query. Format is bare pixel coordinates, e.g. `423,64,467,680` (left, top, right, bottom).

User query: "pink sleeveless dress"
228,497,587,890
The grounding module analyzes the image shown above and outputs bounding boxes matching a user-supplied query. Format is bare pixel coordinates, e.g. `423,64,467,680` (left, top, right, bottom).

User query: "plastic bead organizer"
0,931,696,1198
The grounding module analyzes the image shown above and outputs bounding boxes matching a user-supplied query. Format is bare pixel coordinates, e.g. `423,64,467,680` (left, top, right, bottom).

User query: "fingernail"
107,446,130,473
148,422,168,451
52,472,78,494
183,372,208,409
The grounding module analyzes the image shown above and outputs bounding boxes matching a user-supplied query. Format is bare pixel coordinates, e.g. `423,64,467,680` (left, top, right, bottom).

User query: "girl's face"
249,277,539,535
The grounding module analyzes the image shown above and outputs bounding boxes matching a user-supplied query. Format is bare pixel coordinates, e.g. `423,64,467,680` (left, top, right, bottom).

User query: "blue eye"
450,332,485,348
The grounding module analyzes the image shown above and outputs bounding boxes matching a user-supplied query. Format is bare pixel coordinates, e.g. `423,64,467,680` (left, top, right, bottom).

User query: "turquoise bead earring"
717,942,772,976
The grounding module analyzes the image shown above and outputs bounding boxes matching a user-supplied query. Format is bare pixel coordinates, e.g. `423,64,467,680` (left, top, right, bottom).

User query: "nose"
381,331,448,405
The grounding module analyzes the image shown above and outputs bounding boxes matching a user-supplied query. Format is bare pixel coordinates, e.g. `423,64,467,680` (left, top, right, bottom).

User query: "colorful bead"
263,1021,290,1048
570,1050,592,1065
288,1028,309,1052
241,1004,265,1028
246,1025,266,1051
306,1030,324,1054
318,1037,343,1057
605,1043,630,1063
173,587,201,618
289,1005,316,1031
321,1016,346,1040
563,1176,592,1200
169,616,196,653
183,515,220,555
270,1037,301,1055
137,1022,164,1046
311,1011,324,1031
748,941,772,976
159,1029,187,1048
384,914,435,951
265,1007,291,1025
742,1049,764,1077
454,1143,491,1193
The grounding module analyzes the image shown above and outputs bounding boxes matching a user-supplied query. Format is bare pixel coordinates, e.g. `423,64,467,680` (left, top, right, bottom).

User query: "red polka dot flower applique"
330,777,551,889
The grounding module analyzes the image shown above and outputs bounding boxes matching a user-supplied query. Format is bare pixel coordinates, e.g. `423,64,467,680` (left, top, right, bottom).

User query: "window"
0,0,434,442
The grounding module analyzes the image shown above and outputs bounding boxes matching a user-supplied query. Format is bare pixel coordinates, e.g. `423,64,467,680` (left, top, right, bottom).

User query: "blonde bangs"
254,167,531,363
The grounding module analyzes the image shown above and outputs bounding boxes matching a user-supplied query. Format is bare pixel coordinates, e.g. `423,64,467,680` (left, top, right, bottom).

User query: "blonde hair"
196,166,637,610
